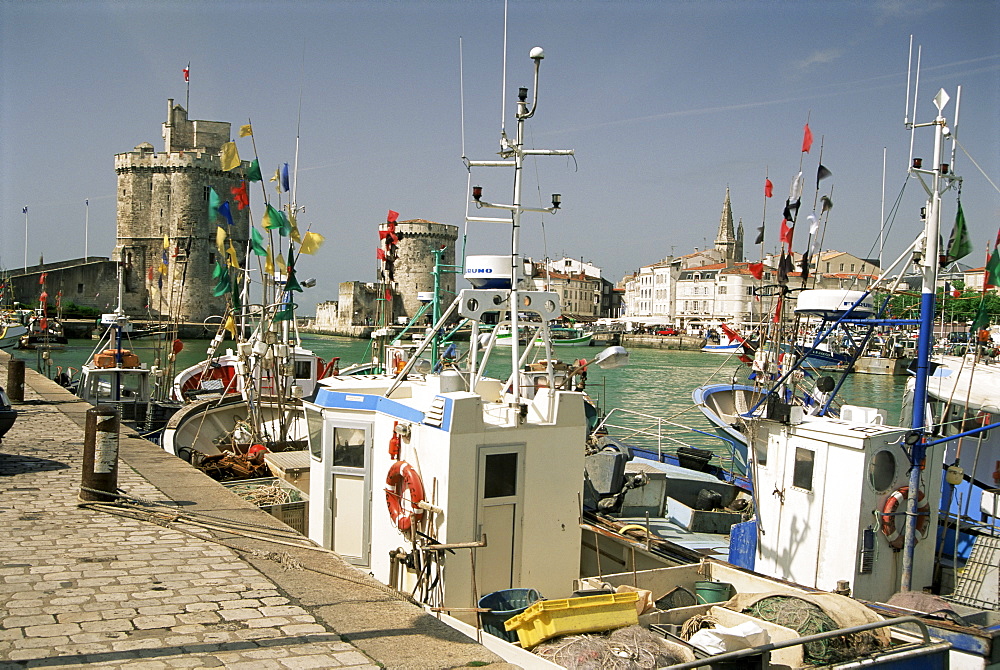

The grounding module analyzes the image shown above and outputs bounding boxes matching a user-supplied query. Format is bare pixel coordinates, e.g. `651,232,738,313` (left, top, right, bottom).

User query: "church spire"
715,188,737,264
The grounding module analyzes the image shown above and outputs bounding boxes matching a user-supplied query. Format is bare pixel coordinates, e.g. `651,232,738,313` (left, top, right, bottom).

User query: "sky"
2,0,999,315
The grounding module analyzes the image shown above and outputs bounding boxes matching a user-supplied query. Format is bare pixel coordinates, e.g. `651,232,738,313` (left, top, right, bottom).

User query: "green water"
10,334,908,460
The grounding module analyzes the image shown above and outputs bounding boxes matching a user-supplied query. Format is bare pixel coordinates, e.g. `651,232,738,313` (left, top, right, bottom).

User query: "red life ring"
880,486,930,550
385,460,425,532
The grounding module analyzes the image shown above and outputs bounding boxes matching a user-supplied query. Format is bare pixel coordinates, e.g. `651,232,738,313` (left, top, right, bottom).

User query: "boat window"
306,408,323,460
483,452,518,498
868,449,896,492
792,447,814,491
333,426,366,469
294,359,312,380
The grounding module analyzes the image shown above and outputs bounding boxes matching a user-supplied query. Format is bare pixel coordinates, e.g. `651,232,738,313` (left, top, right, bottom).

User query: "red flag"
384,287,392,301
231,181,249,210
147,267,154,281
749,262,764,280
39,291,48,302
39,272,47,285
801,123,813,153
183,66,189,82
779,218,794,247
376,248,386,260
387,210,399,223
764,179,773,198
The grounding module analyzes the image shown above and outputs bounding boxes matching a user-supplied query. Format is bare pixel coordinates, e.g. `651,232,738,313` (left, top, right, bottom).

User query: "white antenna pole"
500,0,508,135
459,37,471,270
950,85,961,171
908,45,922,165
880,148,886,270
904,35,913,126
23,207,28,273
85,199,90,260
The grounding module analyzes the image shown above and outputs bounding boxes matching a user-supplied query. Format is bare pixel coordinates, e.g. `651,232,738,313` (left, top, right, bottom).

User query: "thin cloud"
797,49,843,74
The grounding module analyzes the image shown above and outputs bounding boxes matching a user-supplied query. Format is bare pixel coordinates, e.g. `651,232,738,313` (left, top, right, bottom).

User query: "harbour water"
9,333,908,459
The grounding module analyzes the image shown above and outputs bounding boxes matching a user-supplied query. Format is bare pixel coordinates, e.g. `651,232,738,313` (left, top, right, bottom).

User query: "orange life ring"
880,486,930,550
385,460,425,532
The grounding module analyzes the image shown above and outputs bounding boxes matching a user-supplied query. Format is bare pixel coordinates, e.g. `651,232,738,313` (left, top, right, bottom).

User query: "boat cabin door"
475,445,525,596
307,414,372,566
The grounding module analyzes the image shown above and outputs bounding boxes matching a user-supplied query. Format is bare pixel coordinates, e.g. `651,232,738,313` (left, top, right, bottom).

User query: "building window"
77,283,84,294
851,263,856,272
718,286,727,294
839,263,844,271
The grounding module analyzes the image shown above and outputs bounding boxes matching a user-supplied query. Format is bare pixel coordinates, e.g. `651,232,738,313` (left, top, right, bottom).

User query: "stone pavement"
0,355,519,670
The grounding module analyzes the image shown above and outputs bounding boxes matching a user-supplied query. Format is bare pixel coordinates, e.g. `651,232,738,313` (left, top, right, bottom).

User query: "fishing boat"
0,318,27,349
17,310,68,349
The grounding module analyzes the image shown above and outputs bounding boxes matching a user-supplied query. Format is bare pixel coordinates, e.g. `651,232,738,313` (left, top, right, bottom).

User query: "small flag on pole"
183,65,190,82
220,142,241,171
764,179,773,198
239,124,253,137
801,123,813,153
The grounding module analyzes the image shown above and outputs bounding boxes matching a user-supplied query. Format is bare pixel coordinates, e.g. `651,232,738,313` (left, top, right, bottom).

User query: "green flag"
250,226,268,256
273,303,295,321
945,202,972,263
264,204,290,236
285,267,303,292
971,293,990,332
987,247,1000,288
247,158,262,182
212,259,226,279
213,272,231,297
208,187,222,222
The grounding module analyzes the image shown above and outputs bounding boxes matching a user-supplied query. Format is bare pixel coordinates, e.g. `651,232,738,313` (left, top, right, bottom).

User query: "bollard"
80,405,120,503
6,358,25,403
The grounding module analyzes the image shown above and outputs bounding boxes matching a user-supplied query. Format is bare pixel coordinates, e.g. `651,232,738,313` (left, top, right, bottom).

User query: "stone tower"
380,220,459,323
714,188,742,264
115,100,249,322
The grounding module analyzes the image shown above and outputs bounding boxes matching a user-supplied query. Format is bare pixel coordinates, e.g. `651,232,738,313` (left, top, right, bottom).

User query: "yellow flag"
220,141,241,171
223,315,237,338
216,226,227,253
226,241,240,269
270,167,280,193
239,124,253,137
163,234,170,249
276,253,286,274
289,213,301,243
265,245,274,275
299,231,325,255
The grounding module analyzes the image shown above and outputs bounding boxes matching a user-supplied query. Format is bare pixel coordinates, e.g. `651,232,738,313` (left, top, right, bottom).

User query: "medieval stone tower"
382,220,459,322
714,187,743,265
115,100,249,322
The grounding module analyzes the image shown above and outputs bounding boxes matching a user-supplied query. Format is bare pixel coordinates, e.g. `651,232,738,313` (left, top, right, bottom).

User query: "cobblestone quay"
0,353,517,669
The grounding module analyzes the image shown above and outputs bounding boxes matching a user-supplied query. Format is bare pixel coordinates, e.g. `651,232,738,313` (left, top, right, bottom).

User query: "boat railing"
594,407,747,476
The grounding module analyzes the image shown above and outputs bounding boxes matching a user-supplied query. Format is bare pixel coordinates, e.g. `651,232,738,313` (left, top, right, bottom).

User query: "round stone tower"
381,219,459,323
114,101,249,323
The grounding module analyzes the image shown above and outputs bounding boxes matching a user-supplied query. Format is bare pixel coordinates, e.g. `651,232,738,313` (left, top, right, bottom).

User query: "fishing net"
533,625,692,669
744,595,884,665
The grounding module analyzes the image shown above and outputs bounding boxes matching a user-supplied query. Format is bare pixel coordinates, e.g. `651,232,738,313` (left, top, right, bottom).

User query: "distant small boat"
495,325,593,347
0,320,27,349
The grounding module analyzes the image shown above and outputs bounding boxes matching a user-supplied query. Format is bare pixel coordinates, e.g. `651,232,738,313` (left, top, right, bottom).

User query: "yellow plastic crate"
503,591,639,648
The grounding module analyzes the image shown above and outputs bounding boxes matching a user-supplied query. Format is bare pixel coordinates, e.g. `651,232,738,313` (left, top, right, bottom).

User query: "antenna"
908,45,922,167
904,35,913,127
459,36,470,273
949,85,961,172
500,0,509,135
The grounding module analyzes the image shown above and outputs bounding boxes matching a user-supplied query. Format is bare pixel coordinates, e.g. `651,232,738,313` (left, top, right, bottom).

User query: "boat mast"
902,83,957,591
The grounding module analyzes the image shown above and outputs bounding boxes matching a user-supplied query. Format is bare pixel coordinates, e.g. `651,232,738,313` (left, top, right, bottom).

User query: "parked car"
656,328,679,336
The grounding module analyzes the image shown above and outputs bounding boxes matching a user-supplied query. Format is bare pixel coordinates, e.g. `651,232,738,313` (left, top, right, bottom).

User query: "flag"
270,167,281,192
226,241,240,268
800,251,810,280
285,267,303,292
387,210,399,223
778,252,794,284
820,195,833,213
212,259,226,280
250,226,268,256
764,179,773,198
807,214,819,235
289,213,301,243
216,226,227,252
273,304,295,321
183,65,189,82
299,231,325,255
789,172,803,202
147,267,154,281
239,124,253,137
264,204,291,236
220,142,241,171
754,225,765,245
213,272,231,297
816,164,832,188
218,201,234,226
986,247,1000,289
247,158,262,182
223,315,237,338
163,234,170,249
802,123,813,153
39,272,47,285
376,247,386,261
22,206,27,214
945,201,972,263
230,181,248,210
783,198,800,223
281,163,290,192
779,218,794,248
265,246,274,274
276,253,287,274
749,262,764,280
208,187,221,221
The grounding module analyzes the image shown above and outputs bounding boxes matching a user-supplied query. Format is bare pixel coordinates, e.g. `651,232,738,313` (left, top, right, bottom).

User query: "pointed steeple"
715,188,737,264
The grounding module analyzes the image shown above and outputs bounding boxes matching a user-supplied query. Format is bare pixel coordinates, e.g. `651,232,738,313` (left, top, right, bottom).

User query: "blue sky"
2,0,998,313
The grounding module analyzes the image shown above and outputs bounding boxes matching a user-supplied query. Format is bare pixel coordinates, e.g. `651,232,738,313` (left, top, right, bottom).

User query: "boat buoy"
880,486,930,550
385,460,425,532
